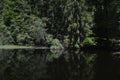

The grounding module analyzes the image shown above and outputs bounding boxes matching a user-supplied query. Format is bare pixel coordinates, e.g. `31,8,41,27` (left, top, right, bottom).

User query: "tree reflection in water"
0,49,120,80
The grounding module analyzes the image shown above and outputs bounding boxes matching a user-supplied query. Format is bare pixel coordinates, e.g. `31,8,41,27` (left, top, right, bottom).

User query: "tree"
92,0,120,47
64,0,93,47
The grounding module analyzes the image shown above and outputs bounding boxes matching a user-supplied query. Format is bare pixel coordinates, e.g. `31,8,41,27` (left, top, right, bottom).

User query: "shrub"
46,35,64,49
83,37,96,46
28,15,47,46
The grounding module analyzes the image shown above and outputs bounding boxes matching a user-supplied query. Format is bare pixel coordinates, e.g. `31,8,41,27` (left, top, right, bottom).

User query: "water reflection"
0,49,120,80
94,51,120,80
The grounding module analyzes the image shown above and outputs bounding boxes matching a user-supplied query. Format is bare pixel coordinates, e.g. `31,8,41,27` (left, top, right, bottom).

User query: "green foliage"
50,39,63,49
82,37,96,46
51,39,60,46
46,34,53,44
46,35,63,49
0,22,14,44
46,34,63,49
17,33,31,45
0,0,119,48
0,0,30,44
63,0,93,47
28,15,47,45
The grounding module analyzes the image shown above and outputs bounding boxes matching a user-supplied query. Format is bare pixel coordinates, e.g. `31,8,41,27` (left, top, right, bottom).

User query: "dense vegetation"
0,0,120,49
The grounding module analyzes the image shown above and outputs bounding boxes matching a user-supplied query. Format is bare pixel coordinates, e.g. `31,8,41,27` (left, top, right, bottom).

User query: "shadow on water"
0,49,120,80
94,51,120,80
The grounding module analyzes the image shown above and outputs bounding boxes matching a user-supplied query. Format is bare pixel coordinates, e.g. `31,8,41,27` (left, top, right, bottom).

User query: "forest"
0,0,120,49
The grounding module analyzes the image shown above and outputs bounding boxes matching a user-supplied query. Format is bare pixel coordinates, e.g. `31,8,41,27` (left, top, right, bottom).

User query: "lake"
0,49,120,80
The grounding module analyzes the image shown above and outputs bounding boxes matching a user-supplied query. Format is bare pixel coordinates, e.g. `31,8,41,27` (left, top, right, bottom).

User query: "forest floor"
0,45,49,49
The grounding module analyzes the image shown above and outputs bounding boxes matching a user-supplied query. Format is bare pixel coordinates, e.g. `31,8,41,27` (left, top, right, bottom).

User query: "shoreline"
0,45,50,49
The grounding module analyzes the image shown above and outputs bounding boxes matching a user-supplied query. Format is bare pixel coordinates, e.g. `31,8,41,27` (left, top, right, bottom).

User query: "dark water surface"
0,49,120,80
